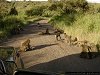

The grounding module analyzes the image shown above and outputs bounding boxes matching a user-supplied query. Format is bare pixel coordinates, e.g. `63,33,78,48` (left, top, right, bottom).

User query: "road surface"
1,20,100,73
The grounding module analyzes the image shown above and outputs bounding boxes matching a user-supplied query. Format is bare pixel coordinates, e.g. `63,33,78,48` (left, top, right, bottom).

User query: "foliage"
26,6,45,16
0,15,25,40
48,3,57,11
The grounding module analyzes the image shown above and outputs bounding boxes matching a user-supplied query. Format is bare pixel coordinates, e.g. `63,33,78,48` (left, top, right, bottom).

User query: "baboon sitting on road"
20,39,31,52
89,43,98,58
80,41,98,59
80,44,91,59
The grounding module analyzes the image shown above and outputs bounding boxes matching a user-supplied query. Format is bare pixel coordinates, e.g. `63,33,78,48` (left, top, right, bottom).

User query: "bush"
26,6,44,16
48,3,57,11
0,15,25,38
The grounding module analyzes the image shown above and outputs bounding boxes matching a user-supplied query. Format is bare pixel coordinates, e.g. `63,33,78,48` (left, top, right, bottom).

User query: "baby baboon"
20,39,31,52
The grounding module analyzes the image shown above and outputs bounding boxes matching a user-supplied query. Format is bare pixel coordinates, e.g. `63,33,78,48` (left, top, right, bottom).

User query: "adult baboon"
96,44,100,52
64,33,78,46
64,34,72,45
80,40,92,59
20,39,31,52
17,25,23,31
89,43,98,58
80,40,98,59
80,44,90,59
71,37,78,46
77,40,88,47
67,35,72,45
55,29,62,41
45,28,50,34
37,22,41,27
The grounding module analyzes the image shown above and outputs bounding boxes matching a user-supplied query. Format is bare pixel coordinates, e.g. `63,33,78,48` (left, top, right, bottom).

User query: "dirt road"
1,20,100,73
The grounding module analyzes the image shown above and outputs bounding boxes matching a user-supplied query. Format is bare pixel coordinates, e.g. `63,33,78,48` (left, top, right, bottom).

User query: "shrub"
48,3,57,11
26,6,44,16
0,15,25,38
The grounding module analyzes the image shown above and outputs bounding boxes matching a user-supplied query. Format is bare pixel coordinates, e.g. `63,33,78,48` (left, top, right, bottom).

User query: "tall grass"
64,13,100,44
50,12,100,44
0,15,26,40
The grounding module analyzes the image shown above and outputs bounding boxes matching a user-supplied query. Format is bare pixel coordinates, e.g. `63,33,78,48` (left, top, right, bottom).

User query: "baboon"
20,39,31,52
37,23,41,27
17,25,23,31
38,28,50,35
64,33,78,46
80,41,97,59
89,43,98,58
64,33,68,38
71,37,78,46
96,44,100,52
64,34,72,45
55,29,62,41
80,44,90,59
76,40,88,47
67,35,72,45
45,28,50,34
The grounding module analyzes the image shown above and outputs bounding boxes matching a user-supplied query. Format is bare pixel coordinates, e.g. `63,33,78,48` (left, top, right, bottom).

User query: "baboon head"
64,33,68,38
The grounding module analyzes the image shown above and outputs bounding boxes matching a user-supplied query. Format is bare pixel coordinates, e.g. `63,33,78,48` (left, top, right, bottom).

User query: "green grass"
64,13,100,44
49,11,100,45
1,1,100,45
0,47,14,60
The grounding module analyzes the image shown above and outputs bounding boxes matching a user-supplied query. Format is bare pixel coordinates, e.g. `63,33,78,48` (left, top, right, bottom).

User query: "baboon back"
20,39,30,51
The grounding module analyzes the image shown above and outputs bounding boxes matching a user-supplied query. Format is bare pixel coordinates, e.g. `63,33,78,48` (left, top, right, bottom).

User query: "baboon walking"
55,29,62,41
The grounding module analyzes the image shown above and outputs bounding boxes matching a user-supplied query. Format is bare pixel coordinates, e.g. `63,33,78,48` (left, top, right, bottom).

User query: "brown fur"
80,44,90,58
20,39,31,52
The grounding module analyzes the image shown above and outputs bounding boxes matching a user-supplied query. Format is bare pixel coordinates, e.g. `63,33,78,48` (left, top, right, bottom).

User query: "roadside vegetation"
0,0,100,45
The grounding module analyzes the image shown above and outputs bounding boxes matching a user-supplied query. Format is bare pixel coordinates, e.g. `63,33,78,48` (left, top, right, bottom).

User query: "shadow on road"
31,43,58,51
27,53,100,72
21,23,54,35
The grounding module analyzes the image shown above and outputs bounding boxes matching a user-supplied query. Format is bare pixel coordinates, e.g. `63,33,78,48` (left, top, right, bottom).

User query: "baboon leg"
27,44,31,50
